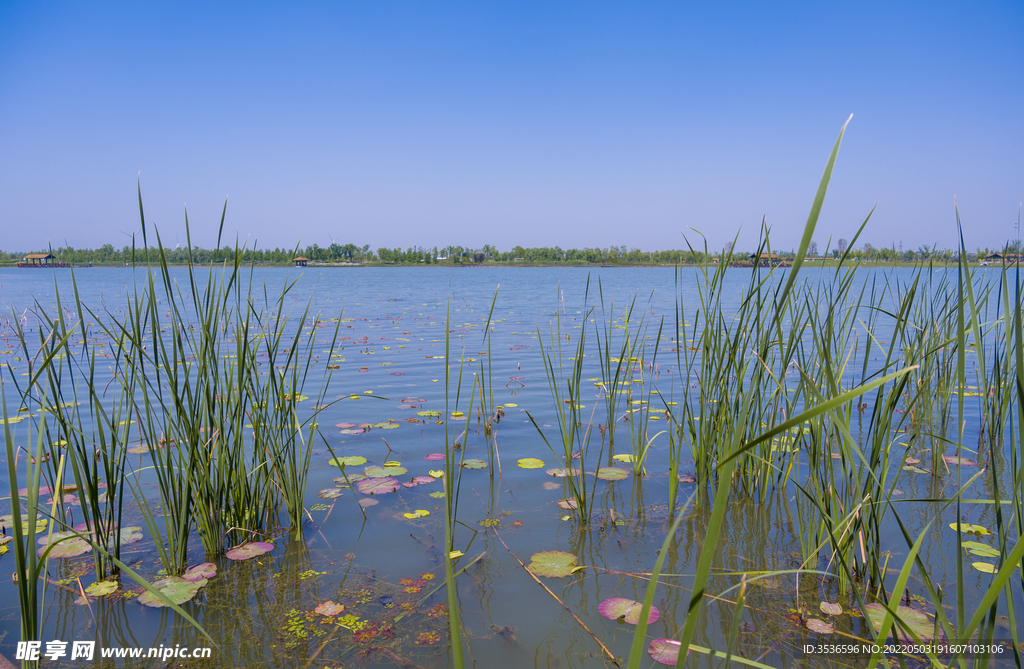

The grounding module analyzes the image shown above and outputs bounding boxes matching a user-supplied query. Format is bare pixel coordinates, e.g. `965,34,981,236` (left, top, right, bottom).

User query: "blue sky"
1,1,1021,253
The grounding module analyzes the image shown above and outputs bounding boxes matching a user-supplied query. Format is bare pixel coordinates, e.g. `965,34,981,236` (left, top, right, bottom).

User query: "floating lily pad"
949,522,989,536
902,465,929,474
557,499,578,509
357,477,401,495
182,563,217,582
429,491,445,498
527,550,580,578
375,423,400,430
38,532,91,558
359,498,378,507
318,488,345,499
863,603,939,642
429,469,444,478
105,526,143,550
225,541,274,561
648,639,684,665
806,618,834,634
972,561,997,573
942,455,978,466
335,422,356,428
964,542,1001,558
335,473,367,486
598,597,660,624
546,467,581,477
596,467,629,481
127,444,150,454
329,456,367,467
424,453,446,461
365,465,407,477
518,458,545,469
85,580,119,596
461,458,487,469
612,454,636,463
401,398,426,404
820,601,843,616
138,576,205,607
413,476,435,485
417,410,443,417
339,429,365,435
1,514,48,532
315,601,345,616
404,510,430,519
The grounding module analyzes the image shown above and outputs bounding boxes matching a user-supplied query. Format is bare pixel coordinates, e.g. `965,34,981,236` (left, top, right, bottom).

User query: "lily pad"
335,473,367,485
225,541,274,561
365,465,407,477
85,580,119,596
127,444,150,454
138,576,205,607
429,491,445,498
596,467,629,481
527,550,580,578
546,467,581,477
820,601,843,616
335,422,356,428
461,458,487,469
315,601,345,616
557,499,578,509
413,476,435,485
359,498,379,507
318,488,345,499
416,410,443,417
942,455,978,466
972,561,997,573
339,428,365,435
863,603,939,642
424,453,446,461
1,514,48,533
329,455,366,467
962,541,1000,557
429,469,444,478
598,597,660,624
357,477,401,495
518,458,545,469
182,563,217,582
806,618,834,634
404,510,430,519
374,423,400,430
612,454,636,463
401,398,426,404
105,526,143,550
648,639,684,665
949,522,990,536
38,533,91,558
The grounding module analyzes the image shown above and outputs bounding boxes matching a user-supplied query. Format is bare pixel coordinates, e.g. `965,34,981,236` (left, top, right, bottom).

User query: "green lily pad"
962,541,1000,558
950,522,989,536
527,550,580,578
38,532,92,558
416,410,443,417
972,561,997,573
461,458,488,469
329,456,366,467
0,514,48,533
596,467,629,481
517,458,545,469
85,580,119,596
335,473,367,485
429,491,445,498
104,526,143,550
373,423,400,430
863,603,939,642
138,576,205,607
820,601,843,616
365,465,407,477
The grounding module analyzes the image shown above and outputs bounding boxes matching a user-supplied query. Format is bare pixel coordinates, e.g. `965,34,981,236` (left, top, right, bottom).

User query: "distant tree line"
1,239,1019,266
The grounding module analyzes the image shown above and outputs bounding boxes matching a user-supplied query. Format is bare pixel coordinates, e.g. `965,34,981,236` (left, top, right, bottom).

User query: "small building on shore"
19,253,69,268
293,256,309,267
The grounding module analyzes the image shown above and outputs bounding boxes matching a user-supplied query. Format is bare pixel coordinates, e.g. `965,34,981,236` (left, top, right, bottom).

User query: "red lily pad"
820,601,842,616
806,618,834,634
315,601,345,616
942,455,977,466
335,423,356,428
557,499,578,509
424,453,446,461
225,541,274,561
357,477,400,495
365,465,407,477
648,639,684,665
182,563,217,582
412,476,435,485
598,597,660,624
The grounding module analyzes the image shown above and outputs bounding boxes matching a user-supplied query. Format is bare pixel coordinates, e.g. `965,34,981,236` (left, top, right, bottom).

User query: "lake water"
0,265,1018,667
